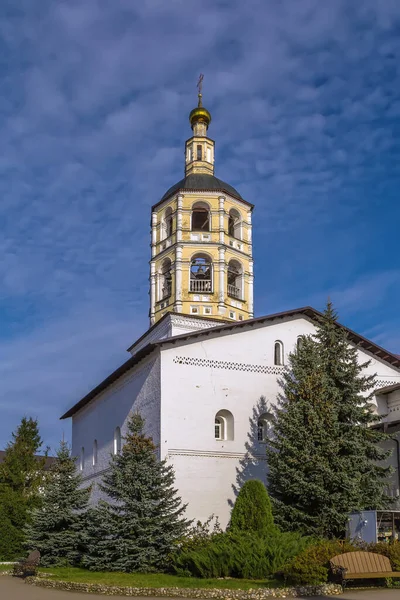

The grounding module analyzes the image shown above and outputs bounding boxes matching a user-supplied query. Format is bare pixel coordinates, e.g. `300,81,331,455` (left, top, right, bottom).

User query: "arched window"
214,409,234,441
228,208,241,239
80,447,85,471
165,207,173,238
297,335,304,350
274,341,284,366
191,201,210,231
257,413,273,442
160,207,173,241
196,144,202,161
93,440,98,466
159,258,172,300
114,427,121,455
227,259,243,300
190,253,213,293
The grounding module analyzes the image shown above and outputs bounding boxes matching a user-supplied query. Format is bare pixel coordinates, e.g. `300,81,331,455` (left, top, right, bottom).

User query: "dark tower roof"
153,173,253,209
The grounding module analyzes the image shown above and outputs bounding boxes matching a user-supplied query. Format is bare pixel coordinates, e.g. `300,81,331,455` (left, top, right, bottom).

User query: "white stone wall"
70,313,400,524
72,351,161,503
159,316,400,527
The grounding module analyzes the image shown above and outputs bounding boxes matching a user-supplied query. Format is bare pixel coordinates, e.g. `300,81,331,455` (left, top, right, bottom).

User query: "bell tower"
149,77,254,325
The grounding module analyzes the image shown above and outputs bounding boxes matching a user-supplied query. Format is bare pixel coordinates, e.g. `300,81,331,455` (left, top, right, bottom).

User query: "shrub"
178,515,222,553
230,480,276,537
281,539,357,585
171,530,310,579
367,541,400,571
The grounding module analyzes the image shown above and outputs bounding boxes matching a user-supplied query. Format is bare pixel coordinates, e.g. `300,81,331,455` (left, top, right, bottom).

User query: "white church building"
61,90,400,528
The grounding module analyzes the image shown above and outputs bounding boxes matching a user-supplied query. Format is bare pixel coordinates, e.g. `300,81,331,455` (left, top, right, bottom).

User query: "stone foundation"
26,577,343,597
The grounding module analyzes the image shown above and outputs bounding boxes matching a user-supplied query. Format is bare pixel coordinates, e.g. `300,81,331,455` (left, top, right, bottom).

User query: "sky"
1,0,400,453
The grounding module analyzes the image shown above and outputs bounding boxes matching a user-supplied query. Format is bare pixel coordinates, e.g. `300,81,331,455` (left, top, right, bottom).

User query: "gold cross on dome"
197,73,204,94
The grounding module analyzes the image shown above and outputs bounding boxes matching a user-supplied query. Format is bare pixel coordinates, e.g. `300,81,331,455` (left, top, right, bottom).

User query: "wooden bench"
12,549,41,578
330,551,400,588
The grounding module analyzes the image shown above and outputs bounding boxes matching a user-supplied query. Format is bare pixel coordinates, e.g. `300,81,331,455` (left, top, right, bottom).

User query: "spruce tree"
315,302,391,512
83,413,191,572
25,441,91,566
0,417,46,558
267,302,391,538
230,479,276,537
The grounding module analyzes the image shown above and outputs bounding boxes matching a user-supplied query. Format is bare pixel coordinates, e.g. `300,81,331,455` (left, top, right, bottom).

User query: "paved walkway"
0,576,157,600
1,576,399,600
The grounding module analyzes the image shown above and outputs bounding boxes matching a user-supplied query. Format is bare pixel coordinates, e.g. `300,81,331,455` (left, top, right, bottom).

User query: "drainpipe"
393,435,400,501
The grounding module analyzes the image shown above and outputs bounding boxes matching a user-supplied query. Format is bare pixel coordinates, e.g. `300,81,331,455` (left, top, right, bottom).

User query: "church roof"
60,306,400,420
153,173,253,209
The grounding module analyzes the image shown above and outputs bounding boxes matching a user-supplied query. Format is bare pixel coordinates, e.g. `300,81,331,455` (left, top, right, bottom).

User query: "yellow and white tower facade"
149,89,254,325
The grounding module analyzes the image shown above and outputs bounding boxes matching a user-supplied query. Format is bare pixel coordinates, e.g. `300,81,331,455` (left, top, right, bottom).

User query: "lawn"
40,567,282,590
0,564,13,571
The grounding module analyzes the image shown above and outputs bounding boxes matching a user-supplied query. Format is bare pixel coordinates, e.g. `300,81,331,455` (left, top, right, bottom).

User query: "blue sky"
1,0,400,452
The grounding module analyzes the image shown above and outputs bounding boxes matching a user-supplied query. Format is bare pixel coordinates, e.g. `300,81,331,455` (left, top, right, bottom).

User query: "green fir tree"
230,479,276,536
267,302,391,538
0,417,47,559
83,413,191,572
25,441,91,566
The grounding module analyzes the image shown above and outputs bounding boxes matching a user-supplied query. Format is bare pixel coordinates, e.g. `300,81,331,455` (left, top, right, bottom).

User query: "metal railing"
190,279,213,293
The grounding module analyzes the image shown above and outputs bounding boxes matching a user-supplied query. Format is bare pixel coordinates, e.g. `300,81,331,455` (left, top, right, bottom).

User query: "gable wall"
72,351,161,501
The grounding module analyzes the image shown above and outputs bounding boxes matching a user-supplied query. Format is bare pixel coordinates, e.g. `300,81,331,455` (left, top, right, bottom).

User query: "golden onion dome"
189,97,211,130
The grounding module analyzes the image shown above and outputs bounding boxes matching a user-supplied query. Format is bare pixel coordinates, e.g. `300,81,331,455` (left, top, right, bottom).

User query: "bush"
230,480,276,537
366,541,400,571
177,515,223,553
171,530,310,579
281,539,357,585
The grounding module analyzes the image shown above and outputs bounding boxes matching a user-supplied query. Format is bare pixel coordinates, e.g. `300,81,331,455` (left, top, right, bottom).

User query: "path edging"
26,577,343,597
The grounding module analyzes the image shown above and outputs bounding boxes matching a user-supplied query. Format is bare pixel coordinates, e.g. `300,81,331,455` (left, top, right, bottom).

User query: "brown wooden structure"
330,551,400,588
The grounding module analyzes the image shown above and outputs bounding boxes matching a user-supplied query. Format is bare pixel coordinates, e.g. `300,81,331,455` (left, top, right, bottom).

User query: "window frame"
93,439,98,466
274,340,284,366
190,253,213,293
114,427,122,455
215,418,222,440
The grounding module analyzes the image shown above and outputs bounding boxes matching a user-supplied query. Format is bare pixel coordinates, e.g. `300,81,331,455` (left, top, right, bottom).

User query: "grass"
39,567,282,590
0,564,13,571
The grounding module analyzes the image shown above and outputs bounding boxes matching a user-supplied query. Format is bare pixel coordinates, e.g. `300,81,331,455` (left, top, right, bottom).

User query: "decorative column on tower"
218,246,226,315
150,262,156,323
177,194,183,242
218,196,225,244
174,245,183,313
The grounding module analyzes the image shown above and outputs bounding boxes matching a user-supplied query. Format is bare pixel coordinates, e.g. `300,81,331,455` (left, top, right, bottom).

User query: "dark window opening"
228,215,235,237
161,260,172,299
166,215,173,238
197,145,202,161
192,208,210,231
227,260,242,299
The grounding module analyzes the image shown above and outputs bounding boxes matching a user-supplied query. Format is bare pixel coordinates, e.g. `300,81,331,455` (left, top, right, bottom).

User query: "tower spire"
189,74,211,134
186,74,213,176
